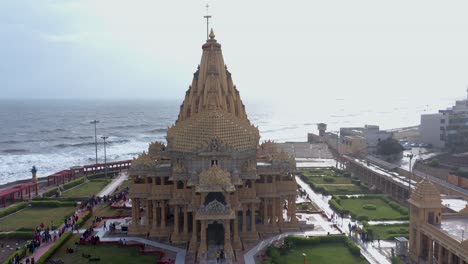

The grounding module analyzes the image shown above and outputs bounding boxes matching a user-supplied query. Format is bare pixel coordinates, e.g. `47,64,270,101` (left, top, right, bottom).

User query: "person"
31,257,35,264
377,236,381,248
216,250,220,263
220,249,225,262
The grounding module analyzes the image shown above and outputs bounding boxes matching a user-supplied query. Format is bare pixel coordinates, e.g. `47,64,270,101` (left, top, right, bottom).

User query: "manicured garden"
0,206,76,232
329,195,408,221
299,168,369,195
61,179,110,198
50,235,159,264
263,235,367,264
362,222,409,240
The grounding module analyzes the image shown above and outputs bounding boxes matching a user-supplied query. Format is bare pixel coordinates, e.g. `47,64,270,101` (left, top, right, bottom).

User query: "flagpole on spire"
204,4,212,41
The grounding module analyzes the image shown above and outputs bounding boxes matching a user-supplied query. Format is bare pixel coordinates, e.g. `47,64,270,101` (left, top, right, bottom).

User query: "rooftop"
437,216,468,242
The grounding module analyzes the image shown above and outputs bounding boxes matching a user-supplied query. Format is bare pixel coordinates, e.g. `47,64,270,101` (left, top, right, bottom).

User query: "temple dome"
167,30,259,153
408,178,442,208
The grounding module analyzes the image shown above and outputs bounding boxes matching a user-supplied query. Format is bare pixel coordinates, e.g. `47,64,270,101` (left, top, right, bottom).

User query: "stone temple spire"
176,29,249,123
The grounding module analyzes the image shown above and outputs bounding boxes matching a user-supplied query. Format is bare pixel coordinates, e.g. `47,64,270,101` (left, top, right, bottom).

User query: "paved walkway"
97,171,128,197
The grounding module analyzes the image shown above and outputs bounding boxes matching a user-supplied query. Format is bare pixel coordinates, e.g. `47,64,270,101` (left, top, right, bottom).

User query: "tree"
376,138,404,155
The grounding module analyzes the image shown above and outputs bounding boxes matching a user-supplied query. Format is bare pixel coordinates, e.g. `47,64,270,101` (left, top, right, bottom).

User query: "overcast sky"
1,0,468,103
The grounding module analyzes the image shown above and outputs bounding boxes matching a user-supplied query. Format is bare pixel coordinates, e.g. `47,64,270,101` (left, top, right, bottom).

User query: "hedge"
42,187,60,198
36,231,72,264
31,200,76,208
75,211,91,229
62,177,85,190
283,235,360,257
2,247,27,264
0,201,27,218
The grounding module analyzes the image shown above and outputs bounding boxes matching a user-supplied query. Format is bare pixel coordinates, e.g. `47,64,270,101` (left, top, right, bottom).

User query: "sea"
0,97,456,185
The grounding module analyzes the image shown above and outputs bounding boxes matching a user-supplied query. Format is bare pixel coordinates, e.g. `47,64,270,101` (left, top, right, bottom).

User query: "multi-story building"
408,178,468,263
420,90,468,151
128,30,298,263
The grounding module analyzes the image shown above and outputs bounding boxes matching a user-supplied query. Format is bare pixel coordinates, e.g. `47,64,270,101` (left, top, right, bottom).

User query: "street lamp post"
407,153,414,195
101,136,109,178
90,120,99,166
302,253,307,264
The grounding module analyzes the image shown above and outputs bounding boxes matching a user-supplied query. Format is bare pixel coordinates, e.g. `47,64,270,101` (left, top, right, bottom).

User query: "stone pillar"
191,216,197,242
437,243,443,264
132,198,137,226
174,205,179,235
250,204,256,232
152,201,158,229
145,199,151,228
271,197,276,224
278,197,283,224
458,255,463,264
428,238,433,264
224,219,231,246
161,200,166,228
135,199,141,225
183,205,188,236
448,251,453,264
242,205,247,232
200,220,207,253
263,199,268,224
290,195,297,222
233,215,239,240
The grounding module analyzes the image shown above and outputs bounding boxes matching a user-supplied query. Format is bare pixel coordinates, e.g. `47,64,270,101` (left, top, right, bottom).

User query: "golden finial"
209,28,215,39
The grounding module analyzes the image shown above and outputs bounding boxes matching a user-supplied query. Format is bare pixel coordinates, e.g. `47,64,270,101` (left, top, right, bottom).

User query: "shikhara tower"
129,29,298,263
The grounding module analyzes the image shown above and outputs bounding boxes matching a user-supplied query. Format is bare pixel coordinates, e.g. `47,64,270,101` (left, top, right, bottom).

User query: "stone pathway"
97,171,128,197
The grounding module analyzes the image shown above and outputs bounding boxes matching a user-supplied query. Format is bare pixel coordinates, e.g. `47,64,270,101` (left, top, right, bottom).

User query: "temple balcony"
172,189,192,202
276,180,297,195
255,183,277,197
149,185,172,199
129,183,149,198
237,187,257,200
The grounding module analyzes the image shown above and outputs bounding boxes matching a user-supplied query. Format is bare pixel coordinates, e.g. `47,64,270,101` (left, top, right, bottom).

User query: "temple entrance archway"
204,192,226,205
207,221,224,246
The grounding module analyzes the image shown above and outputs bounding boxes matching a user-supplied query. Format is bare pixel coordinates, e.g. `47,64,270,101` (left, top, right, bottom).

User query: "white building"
420,89,468,151
339,125,392,155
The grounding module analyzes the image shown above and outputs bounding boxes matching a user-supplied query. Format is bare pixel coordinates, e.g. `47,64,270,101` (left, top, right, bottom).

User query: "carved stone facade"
129,30,299,263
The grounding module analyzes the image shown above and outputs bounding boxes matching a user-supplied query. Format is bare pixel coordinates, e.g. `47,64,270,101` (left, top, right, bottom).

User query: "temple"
128,29,298,263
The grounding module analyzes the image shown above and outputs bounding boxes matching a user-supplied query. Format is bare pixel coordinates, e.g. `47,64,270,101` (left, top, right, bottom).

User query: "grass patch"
0,206,76,232
265,243,367,264
336,196,408,221
323,185,369,195
296,202,317,211
61,180,109,198
363,222,409,240
82,203,131,228
50,235,158,264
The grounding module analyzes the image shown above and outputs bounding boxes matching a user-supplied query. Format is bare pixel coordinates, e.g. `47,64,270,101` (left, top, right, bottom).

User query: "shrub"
391,256,404,264
0,202,28,218
323,176,335,183
336,187,348,192
345,239,361,256
42,187,60,198
2,247,27,264
284,236,320,246
362,204,376,210
357,215,370,221
36,231,72,264
75,211,91,229
429,159,440,167
31,200,76,208
62,177,85,190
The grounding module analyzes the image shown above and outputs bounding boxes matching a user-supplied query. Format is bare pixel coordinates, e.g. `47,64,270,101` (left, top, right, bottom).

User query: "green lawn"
0,206,76,232
51,235,158,264
296,202,318,211
366,224,409,240
340,197,405,220
83,203,131,228
307,176,353,184
61,180,109,198
323,185,369,195
269,243,368,264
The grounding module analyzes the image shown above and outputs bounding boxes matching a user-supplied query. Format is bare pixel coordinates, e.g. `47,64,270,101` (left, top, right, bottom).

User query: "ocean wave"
2,149,28,154
39,128,67,133
108,124,152,130
145,128,167,133
60,136,93,140
262,126,298,133
54,139,130,148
